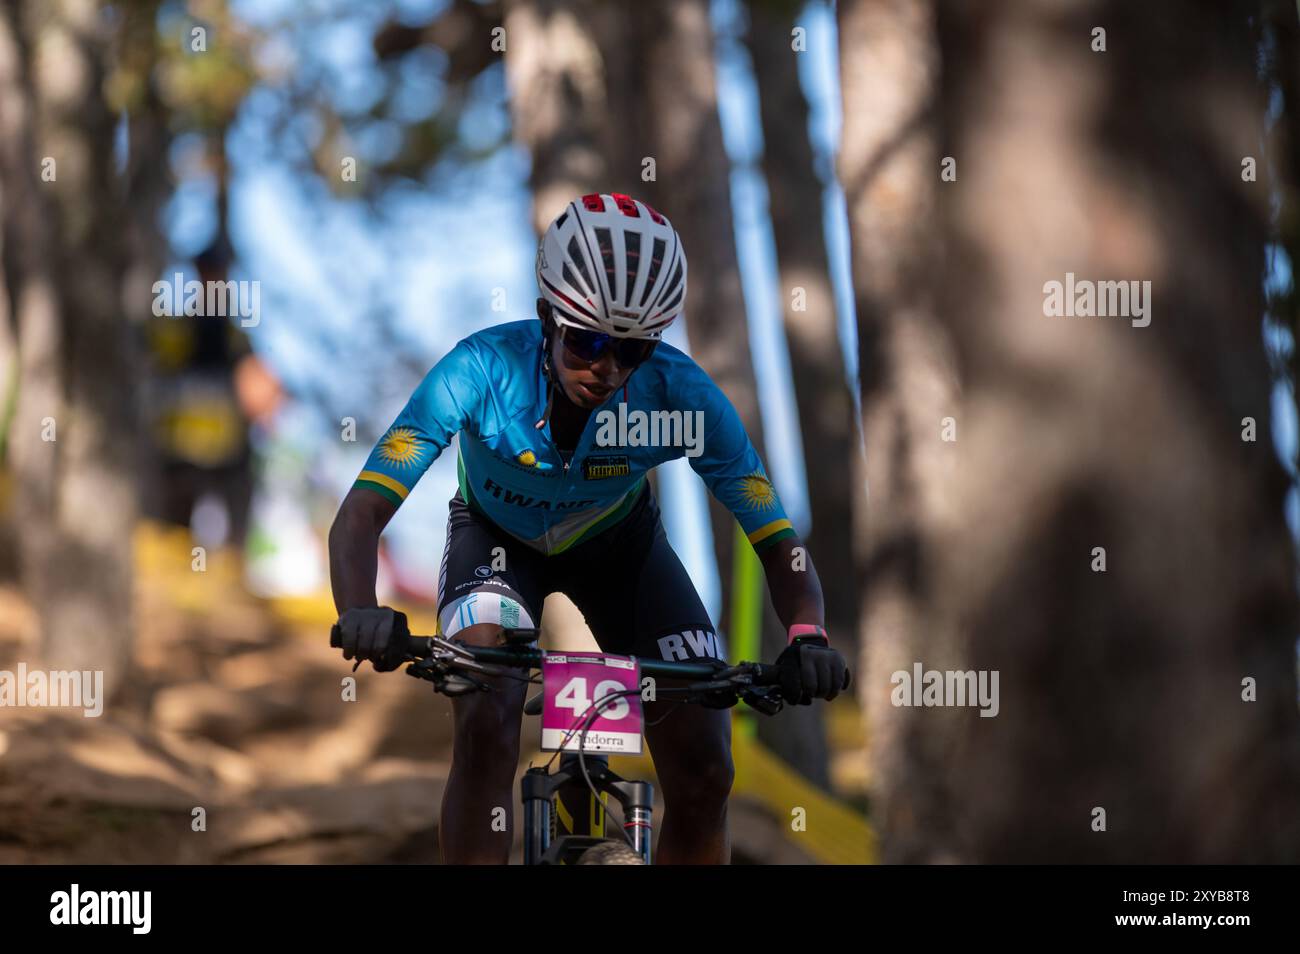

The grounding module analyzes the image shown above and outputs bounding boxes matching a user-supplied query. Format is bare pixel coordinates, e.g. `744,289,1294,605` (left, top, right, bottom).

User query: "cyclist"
330,193,847,864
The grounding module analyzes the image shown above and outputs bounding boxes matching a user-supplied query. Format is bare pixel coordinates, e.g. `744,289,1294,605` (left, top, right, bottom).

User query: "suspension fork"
519,754,656,864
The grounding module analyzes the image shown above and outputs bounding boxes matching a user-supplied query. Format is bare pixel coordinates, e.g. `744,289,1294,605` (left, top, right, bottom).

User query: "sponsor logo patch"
582,454,631,480
500,598,520,629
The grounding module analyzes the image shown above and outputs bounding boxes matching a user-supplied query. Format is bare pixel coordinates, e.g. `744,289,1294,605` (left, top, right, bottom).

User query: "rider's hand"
775,627,849,705
333,606,409,672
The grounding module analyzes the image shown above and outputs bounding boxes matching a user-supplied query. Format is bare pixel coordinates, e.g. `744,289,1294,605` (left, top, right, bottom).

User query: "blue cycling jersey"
353,320,796,556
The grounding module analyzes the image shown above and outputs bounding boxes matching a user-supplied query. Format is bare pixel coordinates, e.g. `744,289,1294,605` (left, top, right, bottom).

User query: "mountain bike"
333,625,846,864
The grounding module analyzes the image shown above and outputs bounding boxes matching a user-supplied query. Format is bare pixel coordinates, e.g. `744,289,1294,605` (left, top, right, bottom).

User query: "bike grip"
406,635,433,659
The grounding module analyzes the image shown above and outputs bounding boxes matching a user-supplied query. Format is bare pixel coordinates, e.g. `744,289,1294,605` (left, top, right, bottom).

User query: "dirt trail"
0,569,456,863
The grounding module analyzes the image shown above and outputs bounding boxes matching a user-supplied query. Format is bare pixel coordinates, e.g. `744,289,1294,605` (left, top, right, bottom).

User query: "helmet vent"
639,237,666,308
623,231,641,306
595,227,617,303
562,263,587,297
566,235,594,293
655,258,684,309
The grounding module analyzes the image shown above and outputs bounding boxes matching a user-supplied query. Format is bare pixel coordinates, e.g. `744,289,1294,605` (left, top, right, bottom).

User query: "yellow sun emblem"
517,450,537,467
738,472,776,511
378,427,425,469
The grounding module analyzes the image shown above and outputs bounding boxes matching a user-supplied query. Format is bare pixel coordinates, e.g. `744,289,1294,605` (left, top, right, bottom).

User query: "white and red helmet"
536,193,687,339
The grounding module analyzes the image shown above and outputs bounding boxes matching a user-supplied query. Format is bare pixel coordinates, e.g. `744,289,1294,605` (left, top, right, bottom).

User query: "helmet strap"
535,316,557,430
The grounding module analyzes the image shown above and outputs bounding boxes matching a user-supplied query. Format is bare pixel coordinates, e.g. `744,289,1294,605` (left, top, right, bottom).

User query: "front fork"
521,752,655,864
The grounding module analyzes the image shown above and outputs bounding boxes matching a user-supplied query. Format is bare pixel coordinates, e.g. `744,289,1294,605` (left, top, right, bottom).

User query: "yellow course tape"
730,730,876,865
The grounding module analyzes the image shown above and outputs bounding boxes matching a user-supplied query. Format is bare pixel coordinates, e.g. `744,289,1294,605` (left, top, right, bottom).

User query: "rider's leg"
440,621,527,864
435,492,545,864
642,697,734,864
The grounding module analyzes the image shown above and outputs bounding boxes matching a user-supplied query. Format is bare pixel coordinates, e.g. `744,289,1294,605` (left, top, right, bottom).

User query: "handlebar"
331,624,851,702
401,633,789,685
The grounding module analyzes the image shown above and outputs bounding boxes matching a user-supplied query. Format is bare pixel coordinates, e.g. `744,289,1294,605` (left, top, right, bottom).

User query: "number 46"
555,676,630,720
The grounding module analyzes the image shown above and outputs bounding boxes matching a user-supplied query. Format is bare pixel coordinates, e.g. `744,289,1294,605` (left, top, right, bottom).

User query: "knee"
452,696,521,773
452,622,505,646
700,753,736,804
670,750,735,811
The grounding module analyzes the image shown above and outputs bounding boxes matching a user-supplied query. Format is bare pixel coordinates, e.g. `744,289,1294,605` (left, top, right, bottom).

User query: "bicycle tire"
575,841,645,865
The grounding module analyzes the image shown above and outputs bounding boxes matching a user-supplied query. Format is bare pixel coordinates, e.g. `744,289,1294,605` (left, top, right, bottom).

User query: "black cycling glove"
333,606,410,672
775,637,849,706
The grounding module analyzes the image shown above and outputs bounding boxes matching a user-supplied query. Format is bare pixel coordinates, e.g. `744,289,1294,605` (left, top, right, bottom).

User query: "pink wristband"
787,624,828,645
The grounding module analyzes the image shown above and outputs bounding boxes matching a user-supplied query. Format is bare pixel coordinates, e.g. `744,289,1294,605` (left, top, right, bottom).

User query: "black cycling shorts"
436,483,726,664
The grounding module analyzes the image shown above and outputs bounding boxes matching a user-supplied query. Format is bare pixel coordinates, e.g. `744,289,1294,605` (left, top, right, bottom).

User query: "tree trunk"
0,0,136,696
0,1,62,591
838,0,956,858
744,0,858,655
502,0,608,230
912,0,1299,862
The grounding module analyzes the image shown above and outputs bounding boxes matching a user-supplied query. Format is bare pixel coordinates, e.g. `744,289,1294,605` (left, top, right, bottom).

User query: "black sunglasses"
559,324,658,368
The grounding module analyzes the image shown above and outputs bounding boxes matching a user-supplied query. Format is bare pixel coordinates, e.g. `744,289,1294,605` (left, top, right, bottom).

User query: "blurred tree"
742,0,858,655
0,0,140,694
837,0,954,859
360,0,510,198
502,0,604,230
865,0,1300,862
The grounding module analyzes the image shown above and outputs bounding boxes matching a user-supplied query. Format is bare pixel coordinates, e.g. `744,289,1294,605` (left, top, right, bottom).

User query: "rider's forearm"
328,505,382,615
757,534,826,634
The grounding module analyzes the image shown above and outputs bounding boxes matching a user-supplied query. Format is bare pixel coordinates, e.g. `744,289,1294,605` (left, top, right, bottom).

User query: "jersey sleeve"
686,376,797,554
352,339,485,508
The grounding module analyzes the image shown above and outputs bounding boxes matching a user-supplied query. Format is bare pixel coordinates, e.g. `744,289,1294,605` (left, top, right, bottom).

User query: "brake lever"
438,673,491,696
741,687,783,716
430,635,477,660
405,658,445,682
405,658,491,696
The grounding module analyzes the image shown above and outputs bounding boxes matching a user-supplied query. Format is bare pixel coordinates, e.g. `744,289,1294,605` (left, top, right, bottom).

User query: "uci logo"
474,566,493,578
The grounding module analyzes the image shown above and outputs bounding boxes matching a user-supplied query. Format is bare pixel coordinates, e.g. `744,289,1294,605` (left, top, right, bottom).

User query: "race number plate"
540,653,643,754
